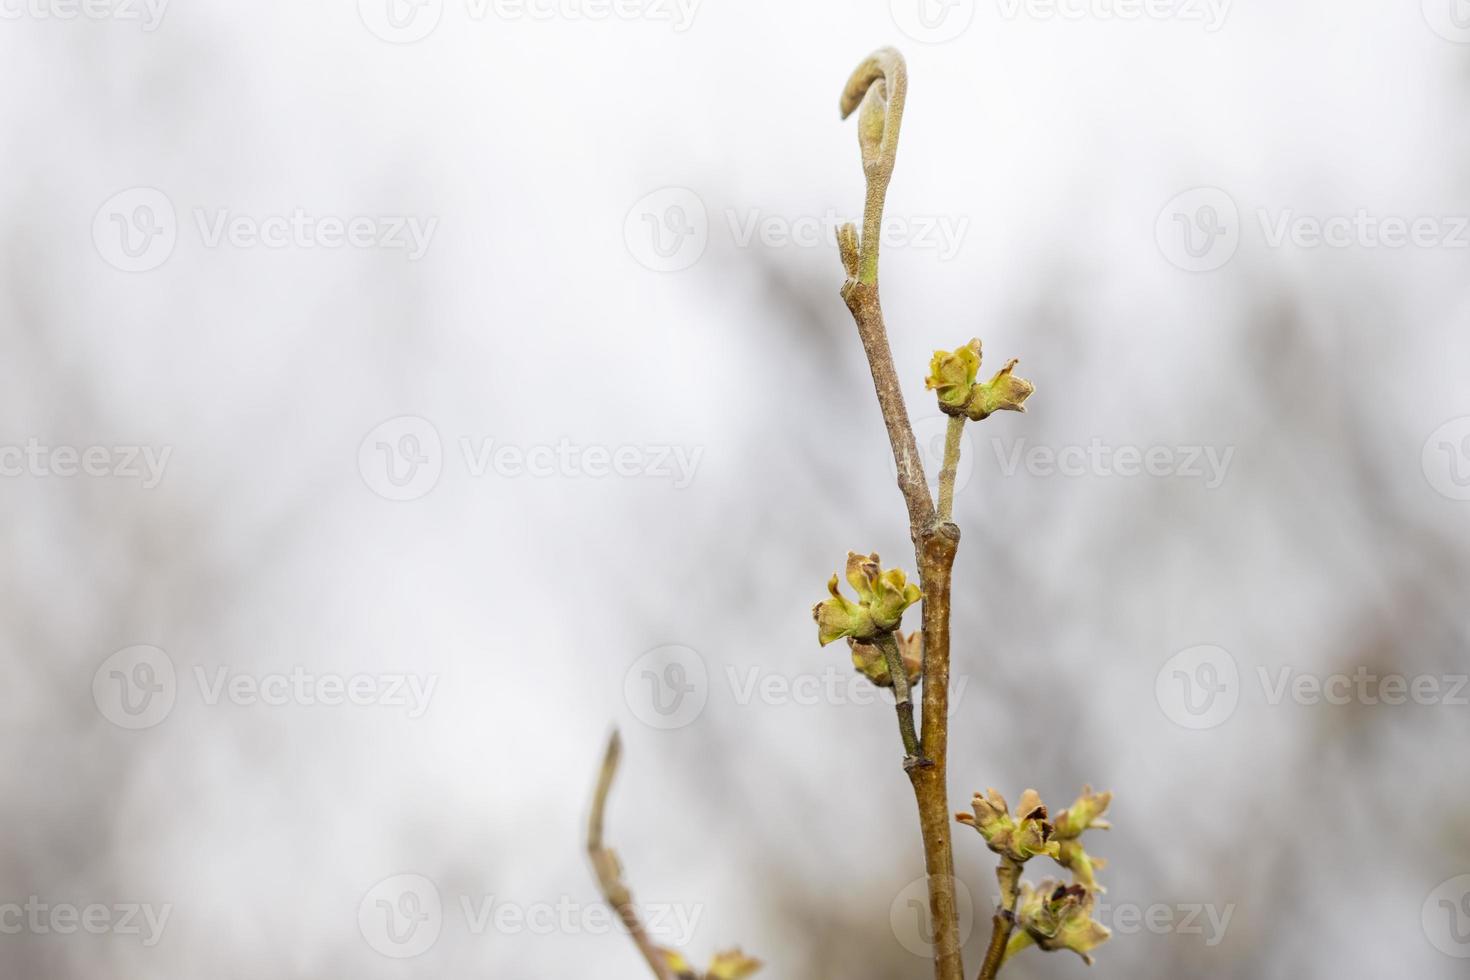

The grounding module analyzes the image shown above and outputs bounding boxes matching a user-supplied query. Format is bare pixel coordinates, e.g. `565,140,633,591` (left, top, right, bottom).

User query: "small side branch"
936,415,966,524
587,732,675,980
977,858,1022,980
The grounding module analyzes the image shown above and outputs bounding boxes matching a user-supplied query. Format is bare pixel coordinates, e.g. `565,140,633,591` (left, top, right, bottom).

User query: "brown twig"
839,48,964,980
587,731,675,980
977,858,1022,980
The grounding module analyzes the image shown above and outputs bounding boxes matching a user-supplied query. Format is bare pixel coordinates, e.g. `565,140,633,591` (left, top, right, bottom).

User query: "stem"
586,732,675,980
875,631,924,765
840,49,961,980
977,858,1023,980
937,414,966,524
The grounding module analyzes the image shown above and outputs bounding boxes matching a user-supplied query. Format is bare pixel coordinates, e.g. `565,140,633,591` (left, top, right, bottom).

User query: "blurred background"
3,0,1470,976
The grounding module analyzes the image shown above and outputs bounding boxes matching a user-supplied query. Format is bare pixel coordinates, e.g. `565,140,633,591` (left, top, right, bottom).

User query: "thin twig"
977,858,1023,980
876,631,926,767
587,731,675,980
936,415,966,524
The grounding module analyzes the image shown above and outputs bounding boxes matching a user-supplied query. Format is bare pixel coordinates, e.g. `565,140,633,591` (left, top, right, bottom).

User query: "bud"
1053,786,1112,891
850,630,923,687
812,552,922,646
965,359,1034,420
925,339,1034,421
956,788,1059,863
1010,880,1111,966
925,339,982,410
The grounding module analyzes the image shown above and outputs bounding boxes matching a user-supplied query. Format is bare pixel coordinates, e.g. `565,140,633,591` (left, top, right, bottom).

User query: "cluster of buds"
812,552,922,647
1009,881,1111,965
661,948,762,980
958,786,1114,967
957,788,1059,863
925,338,1034,421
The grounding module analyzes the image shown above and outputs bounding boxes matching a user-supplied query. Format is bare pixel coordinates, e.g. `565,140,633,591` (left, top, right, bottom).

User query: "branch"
839,48,934,538
838,48,962,980
587,731,675,980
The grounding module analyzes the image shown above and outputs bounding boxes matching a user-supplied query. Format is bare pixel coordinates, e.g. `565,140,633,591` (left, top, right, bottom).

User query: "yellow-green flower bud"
925,339,982,410
1010,880,1111,966
925,339,1034,421
965,359,1034,420
1052,785,1112,891
956,788,1060,863
813,553,921,646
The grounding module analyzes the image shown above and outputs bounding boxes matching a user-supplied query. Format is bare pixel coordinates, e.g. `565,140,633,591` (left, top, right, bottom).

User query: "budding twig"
587,732,675,980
